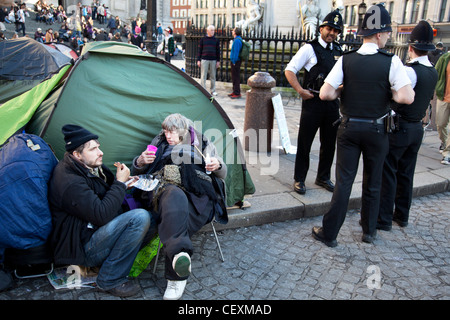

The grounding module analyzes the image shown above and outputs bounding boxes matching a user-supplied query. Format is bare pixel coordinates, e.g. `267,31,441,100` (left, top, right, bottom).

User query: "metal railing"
185,24,408,87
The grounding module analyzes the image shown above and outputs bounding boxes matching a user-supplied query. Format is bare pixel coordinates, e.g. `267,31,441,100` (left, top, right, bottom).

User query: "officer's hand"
300,89,314,101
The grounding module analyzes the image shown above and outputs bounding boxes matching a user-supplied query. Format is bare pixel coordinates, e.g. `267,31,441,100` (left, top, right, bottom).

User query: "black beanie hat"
62,124,99,152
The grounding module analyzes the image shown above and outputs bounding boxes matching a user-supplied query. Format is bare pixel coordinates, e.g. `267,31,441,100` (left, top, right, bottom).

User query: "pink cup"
147,145,158,153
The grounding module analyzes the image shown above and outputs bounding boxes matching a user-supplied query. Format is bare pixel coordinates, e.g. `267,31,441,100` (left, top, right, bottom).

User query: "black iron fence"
185,24,408,87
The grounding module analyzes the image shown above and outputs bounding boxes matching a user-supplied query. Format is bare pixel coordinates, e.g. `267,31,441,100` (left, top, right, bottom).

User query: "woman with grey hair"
131,113,227,300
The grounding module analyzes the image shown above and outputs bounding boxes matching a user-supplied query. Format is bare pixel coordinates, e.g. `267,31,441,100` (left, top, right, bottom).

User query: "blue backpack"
0,134,58,256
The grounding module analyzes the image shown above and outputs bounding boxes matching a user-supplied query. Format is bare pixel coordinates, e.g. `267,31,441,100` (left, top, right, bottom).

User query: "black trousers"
231,61,241,95
154,185,212,280
322,121,388,241
378,121,424,226
294,97,339,183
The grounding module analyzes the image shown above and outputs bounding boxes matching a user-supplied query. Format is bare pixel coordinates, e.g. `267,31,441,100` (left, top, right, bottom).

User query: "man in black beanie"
48,124,156,297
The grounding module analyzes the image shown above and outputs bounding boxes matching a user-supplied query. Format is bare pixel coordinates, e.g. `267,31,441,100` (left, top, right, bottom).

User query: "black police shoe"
294,181,306,194
315,179,335,192
393,216,408,227
376,223,392,231
312,226,337,247
362,230,377,244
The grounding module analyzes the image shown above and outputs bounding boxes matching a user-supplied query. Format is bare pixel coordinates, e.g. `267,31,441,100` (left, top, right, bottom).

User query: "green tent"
0,41,254,207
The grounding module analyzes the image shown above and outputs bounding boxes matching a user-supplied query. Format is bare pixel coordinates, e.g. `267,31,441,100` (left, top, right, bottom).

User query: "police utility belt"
340,112,397,133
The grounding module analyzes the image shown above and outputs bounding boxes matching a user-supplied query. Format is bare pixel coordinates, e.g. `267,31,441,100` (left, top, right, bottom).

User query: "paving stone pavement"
1,191,449,301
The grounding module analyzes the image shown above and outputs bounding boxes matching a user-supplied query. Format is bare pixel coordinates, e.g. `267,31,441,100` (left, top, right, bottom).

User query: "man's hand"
285,70,314,101
299,88,315,101
114,162,130,183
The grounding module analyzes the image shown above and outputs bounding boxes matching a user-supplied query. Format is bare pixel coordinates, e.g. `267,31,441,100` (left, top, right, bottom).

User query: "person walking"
15,4,27,37
197,25,221,96
378,20,438,230
229,27,242,99
312,4,414,247
161,27,174,63
285,10,343,195
435,50,450,164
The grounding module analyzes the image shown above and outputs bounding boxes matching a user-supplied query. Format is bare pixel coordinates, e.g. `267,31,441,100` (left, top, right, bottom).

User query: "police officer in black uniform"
311,4,415,247
378,21,438,230
285,10,343,194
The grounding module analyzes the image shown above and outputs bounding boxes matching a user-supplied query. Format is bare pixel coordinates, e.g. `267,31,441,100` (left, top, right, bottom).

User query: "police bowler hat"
358,4,392,37
319,10,343,33
409,20,435,51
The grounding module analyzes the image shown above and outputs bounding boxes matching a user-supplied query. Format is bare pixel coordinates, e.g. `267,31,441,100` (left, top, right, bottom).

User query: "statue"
236,0,263,31
298,0,322,38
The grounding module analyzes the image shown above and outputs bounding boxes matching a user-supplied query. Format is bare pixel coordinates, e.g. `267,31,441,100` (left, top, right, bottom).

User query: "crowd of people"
0,1,150,55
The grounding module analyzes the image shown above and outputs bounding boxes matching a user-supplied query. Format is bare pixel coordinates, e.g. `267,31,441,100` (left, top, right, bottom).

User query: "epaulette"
406,61,419,67
377,49,394,56
343,48,358,55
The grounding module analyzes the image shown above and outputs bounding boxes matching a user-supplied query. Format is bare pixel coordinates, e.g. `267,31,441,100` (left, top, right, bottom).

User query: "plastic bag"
128,235,162,277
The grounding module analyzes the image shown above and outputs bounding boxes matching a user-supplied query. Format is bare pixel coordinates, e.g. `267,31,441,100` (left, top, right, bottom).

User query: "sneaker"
163,280,187,300
227,92,234,97
172,252,191,278
211,91,218,96
439,143,444,153
230,94,241,99
441,156,450,165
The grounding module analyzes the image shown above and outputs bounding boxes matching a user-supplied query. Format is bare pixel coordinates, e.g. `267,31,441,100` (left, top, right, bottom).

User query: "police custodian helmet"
358,3,392,37
319,10,344,33
408,20,435,51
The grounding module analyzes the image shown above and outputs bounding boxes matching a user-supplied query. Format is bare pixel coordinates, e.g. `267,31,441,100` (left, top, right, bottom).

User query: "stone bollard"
244,72,276,152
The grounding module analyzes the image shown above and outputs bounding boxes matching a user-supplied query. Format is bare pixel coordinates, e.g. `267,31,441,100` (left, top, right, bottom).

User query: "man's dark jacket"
48,153,126,265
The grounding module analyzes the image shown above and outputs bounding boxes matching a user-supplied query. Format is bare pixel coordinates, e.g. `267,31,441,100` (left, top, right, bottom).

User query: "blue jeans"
83,209,155,290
